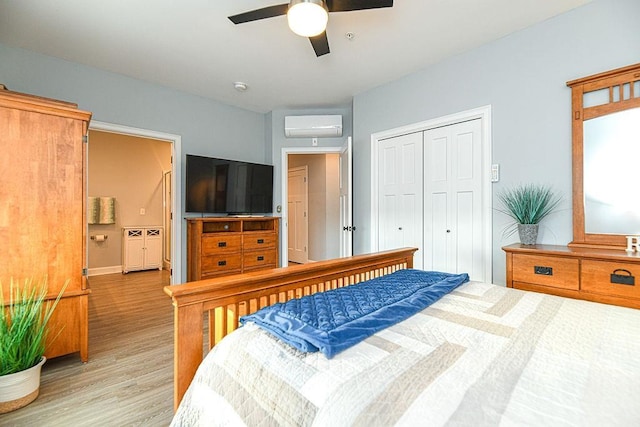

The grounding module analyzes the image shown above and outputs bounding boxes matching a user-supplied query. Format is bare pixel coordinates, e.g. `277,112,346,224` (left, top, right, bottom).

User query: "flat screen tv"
185,154,274,214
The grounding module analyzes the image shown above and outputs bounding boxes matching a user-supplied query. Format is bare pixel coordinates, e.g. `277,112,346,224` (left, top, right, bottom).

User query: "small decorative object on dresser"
497,184,561,245
0,279,66,413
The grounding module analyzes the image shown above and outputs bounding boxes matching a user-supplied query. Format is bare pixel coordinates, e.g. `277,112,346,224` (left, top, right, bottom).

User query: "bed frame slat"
165,247,417,410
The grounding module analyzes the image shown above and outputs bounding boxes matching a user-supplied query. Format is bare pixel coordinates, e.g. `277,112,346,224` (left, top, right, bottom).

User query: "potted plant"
497,184,561,245
0,278,66,414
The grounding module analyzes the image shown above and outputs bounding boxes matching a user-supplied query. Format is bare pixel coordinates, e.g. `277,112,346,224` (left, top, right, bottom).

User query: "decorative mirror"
567,63,640,248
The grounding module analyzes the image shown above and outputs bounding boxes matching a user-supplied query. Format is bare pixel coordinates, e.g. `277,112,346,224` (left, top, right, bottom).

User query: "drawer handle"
257,239,264,244
218,242,227,247
610,269,635,286
257,256,264,261
534,266,553,276
218,260,227,266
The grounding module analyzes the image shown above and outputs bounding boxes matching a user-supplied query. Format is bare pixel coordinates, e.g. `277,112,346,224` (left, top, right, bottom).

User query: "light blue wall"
0,43,267,282
1,0,636,284
269,105,352,262
270,105,352,207
352,0,640,284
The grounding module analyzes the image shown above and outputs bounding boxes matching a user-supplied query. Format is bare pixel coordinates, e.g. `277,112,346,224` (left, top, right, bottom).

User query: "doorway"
88,121,182,284
281,139,353,265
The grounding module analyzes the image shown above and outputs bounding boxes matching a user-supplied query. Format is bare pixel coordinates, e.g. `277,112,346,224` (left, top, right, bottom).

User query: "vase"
0,357,46,414
518,224,539,245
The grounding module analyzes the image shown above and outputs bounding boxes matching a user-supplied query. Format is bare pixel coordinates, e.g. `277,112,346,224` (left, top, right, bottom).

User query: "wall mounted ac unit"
284,115,343,138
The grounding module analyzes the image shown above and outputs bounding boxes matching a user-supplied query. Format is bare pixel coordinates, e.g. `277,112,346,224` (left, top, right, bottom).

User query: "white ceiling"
0,0,592,113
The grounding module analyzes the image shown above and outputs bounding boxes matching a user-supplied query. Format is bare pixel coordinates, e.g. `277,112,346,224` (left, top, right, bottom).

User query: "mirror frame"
567,63,640,249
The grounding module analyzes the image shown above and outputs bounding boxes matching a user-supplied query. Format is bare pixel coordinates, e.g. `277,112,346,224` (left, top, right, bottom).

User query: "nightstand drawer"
512,254,579,290
202,234,242,254
581,260,640,299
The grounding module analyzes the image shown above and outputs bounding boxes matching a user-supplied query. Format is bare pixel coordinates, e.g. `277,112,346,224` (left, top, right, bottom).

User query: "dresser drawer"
202,234,242,254
581,260,640,299
512,254,579,290
201,254,242,274
243,250,277,270
243,232,277,250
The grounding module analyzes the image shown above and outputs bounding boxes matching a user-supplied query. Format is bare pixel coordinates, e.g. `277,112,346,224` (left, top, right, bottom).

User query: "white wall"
352,0,640,284
0,43,267,282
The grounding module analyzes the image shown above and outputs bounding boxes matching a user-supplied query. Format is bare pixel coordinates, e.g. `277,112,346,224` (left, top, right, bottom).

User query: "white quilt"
171,281,640,426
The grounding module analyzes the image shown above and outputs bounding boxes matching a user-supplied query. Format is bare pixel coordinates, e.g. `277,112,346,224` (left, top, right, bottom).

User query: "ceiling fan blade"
326,0,393,12
228,3,289,24
309,32,330,57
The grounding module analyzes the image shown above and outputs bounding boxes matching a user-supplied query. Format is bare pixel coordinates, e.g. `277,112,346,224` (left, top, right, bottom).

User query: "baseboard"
88,265,122,276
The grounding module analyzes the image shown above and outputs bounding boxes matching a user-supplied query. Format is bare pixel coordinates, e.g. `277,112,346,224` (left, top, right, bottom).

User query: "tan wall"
88,130,172,270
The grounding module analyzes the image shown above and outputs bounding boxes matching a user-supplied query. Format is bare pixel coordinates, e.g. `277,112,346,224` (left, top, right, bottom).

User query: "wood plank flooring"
1,270,174,426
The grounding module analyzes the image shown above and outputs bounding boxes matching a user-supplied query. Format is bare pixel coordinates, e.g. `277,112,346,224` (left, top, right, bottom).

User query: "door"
163,170,172,266
339,137,353,257
123,229,145,272
378,132,424,269
288,166,308,263
424,118,484,279
144,228,163,270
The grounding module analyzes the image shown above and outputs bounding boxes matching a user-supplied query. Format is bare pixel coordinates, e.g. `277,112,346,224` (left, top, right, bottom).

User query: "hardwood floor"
1,270,174,426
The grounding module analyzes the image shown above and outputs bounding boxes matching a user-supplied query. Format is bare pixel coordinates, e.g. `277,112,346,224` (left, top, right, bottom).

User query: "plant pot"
518,223,539,245
0,357,46,414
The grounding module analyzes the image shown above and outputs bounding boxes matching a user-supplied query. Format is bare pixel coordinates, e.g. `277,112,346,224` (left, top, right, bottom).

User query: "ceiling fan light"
287,0,328,37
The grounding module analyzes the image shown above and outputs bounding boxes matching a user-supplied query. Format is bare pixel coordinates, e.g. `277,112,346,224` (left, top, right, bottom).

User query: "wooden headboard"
164,247,417,410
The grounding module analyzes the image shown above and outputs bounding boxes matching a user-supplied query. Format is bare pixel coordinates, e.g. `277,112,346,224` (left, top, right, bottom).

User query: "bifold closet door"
378,132,424,269
423,118,484,279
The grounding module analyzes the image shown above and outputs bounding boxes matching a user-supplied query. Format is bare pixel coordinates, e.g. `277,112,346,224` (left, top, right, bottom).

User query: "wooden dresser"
187,217,279,281
0,89,92,361
504,244,640,309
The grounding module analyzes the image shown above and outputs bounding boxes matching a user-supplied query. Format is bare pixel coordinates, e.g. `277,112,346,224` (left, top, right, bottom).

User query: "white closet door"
378,132,423,269
424,118,484,279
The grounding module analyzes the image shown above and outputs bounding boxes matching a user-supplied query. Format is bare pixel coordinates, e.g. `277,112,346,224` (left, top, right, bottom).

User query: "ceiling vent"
285,115,342,138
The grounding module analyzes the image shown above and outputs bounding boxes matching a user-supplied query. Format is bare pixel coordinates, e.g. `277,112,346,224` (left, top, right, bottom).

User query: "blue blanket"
240,269,469,358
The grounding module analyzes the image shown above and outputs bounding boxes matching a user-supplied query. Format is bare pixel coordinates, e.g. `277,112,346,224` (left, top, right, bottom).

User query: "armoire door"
377,132,424,269
424,118,484,279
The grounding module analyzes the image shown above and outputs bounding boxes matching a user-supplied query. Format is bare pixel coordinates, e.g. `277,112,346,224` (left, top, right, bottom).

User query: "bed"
164,248,640,426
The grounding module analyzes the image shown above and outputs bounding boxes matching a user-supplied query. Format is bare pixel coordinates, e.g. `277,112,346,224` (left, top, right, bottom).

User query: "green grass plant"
0,278,66,376
497,184,561,235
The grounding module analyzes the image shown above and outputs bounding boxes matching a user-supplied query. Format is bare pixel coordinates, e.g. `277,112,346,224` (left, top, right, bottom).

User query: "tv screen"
185,154,274,214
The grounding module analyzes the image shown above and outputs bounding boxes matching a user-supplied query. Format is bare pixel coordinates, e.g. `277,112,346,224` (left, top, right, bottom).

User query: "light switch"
140,208,146,215
491,164,500,182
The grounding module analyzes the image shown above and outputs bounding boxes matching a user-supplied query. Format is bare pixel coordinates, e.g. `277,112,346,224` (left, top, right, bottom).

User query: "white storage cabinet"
122,226,163,273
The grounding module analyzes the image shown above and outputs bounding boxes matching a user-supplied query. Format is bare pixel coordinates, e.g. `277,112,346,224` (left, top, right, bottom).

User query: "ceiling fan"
228,0,394,57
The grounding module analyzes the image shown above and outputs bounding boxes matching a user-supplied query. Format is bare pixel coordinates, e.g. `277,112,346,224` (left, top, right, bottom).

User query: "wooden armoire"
0,88,92,361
